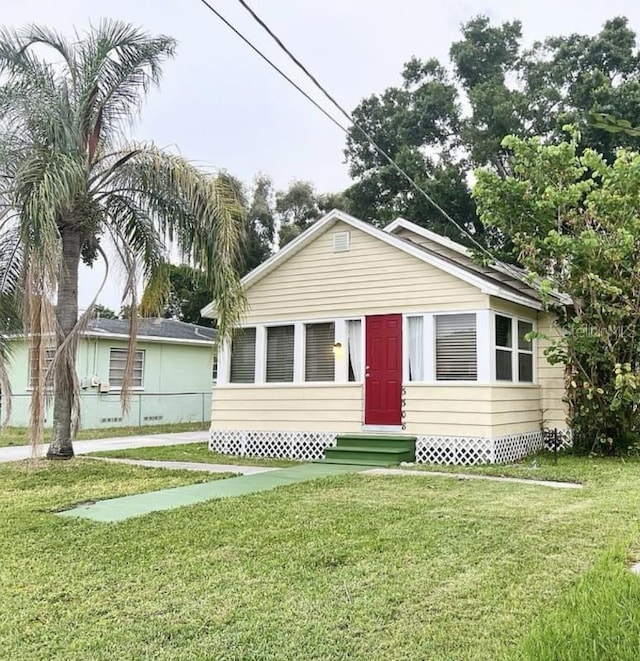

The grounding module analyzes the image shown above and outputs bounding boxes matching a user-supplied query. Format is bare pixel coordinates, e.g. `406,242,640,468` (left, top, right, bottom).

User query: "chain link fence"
2,391,211,430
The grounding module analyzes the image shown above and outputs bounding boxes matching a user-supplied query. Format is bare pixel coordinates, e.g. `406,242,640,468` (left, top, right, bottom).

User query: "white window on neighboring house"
212,350,218,384
109,348,145,388
346,319,363,382
29,347,56,389
305,322,335,382
435,313,477,381
229,328,256,383
266,325,295,383
407,316,425,381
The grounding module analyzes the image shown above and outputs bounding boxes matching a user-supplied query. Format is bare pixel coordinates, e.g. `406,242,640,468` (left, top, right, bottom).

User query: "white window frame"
491,311,537,384
109,347,145,390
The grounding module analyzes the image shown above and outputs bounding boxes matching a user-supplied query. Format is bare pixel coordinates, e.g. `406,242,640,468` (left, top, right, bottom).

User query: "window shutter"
29,347,55,389
305,322,335,381
230,328,256,383
109,348,145,387
435,314,477,381
266,325,294,382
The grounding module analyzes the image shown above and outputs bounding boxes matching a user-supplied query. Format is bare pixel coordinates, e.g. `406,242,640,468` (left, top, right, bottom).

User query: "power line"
195,0,350,136
197,0,520,276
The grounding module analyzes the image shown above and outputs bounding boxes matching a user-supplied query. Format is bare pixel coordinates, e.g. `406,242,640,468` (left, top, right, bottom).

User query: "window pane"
230,328,256,383
266,325,294,382
305,322,335,382
518,321,533,350
436,314,477,381
407,316,424,381
347,320,362,382
496,348,512,381
495,315,512,348
518,352,533,382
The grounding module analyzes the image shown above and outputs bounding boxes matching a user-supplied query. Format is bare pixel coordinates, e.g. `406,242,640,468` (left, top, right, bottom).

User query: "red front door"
365,314,402,425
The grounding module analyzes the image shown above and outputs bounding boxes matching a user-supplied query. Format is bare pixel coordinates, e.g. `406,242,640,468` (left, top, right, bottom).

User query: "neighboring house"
5,318,216,428
203,210,569,465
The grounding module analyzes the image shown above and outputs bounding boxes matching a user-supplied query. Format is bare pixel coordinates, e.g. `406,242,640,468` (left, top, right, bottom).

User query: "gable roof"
201,209,565,317
86,318,215,345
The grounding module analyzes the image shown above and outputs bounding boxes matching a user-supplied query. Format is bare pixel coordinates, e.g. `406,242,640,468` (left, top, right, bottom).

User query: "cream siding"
491,386,543,435
211,385,363,432
537,312,568,429
242,221,487,324
403,385,493,437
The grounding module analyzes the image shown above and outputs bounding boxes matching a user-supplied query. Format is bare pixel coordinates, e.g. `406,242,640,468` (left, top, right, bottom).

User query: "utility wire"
195,0,350,136
198,0,521,276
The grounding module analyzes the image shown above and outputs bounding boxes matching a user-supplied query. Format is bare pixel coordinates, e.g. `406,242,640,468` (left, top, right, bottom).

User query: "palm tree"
0,21,245,459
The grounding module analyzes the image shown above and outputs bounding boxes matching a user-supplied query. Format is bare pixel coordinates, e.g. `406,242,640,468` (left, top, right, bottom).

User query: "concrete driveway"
0,430,208,463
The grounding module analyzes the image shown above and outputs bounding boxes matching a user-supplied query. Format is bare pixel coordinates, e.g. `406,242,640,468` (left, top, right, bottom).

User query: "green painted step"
323,433,417,465
335,435,416,451
317,456,398,467
323,447,413,466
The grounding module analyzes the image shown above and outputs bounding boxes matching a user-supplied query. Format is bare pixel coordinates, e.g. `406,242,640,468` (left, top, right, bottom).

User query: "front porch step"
318,433,417,466
335,434,416,451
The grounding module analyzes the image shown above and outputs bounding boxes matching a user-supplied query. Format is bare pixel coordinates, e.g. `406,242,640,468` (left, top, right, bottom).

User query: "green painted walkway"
58,462,367,523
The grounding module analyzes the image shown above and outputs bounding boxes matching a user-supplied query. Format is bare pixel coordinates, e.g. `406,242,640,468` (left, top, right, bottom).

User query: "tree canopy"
344,16,640,246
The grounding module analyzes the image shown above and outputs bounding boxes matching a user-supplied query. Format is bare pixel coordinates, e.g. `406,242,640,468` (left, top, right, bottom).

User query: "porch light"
332,342,343,356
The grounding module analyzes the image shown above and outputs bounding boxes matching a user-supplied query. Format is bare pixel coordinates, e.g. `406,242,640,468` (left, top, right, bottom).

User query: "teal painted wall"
4,337,214,429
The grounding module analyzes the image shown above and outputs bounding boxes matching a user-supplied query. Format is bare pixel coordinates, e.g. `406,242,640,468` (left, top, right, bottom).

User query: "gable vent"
332,231,350,253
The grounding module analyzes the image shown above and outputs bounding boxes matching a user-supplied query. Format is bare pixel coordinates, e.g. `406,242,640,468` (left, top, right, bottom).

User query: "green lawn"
0,421,208,448
88,441,298,467
3,455,640,659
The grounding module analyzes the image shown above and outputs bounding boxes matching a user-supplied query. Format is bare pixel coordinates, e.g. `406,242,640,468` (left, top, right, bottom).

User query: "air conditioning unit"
98,382,110,393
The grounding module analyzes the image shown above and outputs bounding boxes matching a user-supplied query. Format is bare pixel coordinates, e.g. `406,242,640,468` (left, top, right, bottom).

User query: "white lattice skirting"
210,429,569,465
209,430,337,461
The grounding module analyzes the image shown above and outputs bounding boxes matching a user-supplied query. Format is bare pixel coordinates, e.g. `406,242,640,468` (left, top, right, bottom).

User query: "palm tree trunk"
47,227,81,460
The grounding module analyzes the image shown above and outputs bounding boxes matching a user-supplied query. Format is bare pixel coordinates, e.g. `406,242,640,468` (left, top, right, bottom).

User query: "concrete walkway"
0,430,208,463
88,456,278,475
59,462,368,522
366,467,583,489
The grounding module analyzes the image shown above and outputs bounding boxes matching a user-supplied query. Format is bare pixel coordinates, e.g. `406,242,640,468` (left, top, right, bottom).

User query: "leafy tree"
91,304,117,320
345,16,640,244
276,180,350,246
0,22,245,459
244,174,275,273
160,264,213,327
474,131,640,454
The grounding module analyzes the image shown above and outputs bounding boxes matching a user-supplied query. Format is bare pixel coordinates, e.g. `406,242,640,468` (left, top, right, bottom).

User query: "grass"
0,421,208,448
404,449,640,485
88,442,298,467
2,455,640,659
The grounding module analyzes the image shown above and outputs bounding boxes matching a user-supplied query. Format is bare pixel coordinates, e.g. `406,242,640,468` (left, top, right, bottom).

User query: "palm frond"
99,145,246,339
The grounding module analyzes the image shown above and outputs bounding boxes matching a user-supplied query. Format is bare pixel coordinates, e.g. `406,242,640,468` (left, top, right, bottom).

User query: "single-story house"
203,210,569,465
5,318,216,429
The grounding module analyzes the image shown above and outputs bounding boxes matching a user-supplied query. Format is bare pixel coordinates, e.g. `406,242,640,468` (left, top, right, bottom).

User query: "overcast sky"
5,0,640,311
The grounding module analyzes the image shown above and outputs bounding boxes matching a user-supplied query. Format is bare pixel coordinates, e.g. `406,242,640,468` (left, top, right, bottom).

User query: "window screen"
435,314,477,381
